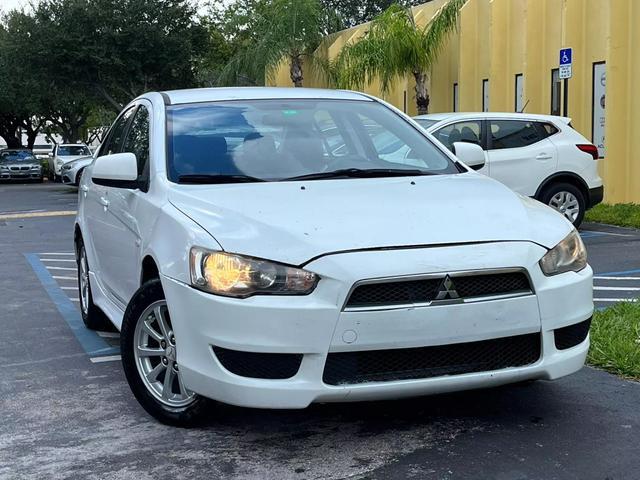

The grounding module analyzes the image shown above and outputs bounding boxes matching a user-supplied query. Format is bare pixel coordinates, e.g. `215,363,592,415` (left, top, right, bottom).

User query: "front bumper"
162,242,593,409
0,170,43,180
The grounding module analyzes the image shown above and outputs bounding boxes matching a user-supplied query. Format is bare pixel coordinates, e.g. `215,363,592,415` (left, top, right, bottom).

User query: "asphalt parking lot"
1,182,639,480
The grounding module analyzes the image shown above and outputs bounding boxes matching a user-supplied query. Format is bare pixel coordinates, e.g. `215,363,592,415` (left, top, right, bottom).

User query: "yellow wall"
272,0,639,203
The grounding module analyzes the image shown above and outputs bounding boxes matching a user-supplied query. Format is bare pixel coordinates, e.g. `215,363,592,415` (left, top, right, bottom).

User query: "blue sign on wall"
560,48,572,66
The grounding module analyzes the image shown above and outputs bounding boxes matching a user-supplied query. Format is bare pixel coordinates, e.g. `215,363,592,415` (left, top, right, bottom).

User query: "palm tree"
219,0,337,87
334,0,467,114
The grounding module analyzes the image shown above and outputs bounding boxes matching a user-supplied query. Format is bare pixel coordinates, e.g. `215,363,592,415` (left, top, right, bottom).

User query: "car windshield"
58,145,90,156
0,150,35,162
166,99,459,183
414,119,438,129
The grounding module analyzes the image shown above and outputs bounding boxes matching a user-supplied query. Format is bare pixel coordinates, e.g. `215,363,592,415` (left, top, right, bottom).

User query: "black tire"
121,279,209,426
76,239,111,330
539,182,586,228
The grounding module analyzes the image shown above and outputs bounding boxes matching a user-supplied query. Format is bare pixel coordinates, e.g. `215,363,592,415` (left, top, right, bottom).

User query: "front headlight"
189,248,318,298
539,229,587,276
0,166,8,171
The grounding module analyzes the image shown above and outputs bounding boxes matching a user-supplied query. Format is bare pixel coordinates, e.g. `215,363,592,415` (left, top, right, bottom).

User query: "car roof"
413,112,572,125
0,148,32,153
58,143,88,147
160,87,373,105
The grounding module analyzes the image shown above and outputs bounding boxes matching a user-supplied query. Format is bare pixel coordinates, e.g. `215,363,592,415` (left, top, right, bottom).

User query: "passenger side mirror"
91,152,140,188
452,142,485,171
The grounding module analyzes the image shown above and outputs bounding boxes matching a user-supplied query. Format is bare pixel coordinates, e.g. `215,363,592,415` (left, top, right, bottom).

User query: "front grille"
554,318,591,350
345,271,531,309
212,346,302,380
322,332,541,385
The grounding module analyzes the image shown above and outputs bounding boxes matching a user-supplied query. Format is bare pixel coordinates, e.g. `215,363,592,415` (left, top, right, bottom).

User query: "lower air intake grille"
322,332,541,385
554,318,592,350
213,346,302,380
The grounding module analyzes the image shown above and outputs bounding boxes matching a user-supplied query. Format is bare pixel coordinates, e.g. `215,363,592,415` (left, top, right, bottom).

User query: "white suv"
414,113,604,227
75,88,593,426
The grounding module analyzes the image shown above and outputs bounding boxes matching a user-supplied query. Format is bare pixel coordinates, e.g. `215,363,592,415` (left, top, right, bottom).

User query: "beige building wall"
272,0,639,203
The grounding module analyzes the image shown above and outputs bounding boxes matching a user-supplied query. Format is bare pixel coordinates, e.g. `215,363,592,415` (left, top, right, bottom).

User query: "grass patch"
588,301,640,379
585,203,640,229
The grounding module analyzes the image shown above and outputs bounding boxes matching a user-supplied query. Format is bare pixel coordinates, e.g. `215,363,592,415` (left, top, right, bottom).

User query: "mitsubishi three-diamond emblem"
434,275,460,301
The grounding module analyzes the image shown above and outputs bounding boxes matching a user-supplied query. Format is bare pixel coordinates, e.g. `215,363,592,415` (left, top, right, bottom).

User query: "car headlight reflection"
190,248,318,298
539,229,587,276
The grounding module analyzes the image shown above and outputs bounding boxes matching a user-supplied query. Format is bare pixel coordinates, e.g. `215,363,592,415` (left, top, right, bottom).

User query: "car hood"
0,160,39,167
62,156,93,168
168,174,572,266
57,155,87,162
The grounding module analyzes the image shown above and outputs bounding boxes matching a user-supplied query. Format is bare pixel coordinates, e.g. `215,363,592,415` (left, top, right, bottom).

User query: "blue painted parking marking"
25,253,119,357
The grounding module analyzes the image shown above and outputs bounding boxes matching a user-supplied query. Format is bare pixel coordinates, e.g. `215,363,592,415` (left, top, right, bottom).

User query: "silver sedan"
61,155,94,186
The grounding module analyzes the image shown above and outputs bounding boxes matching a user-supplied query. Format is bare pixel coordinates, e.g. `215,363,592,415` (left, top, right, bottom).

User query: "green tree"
219,0,334,87
334,0,466,114
320,0,425,27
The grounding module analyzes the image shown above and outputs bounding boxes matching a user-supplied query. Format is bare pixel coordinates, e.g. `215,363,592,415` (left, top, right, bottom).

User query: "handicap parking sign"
559,48,572,79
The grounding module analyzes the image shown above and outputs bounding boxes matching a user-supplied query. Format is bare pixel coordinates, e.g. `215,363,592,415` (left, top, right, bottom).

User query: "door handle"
99,196,110,208
536,153,552,160
80,185,89,192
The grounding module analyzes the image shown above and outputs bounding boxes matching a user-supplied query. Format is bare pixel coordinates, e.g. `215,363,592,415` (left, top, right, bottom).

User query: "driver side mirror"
91,152,140,188
452,142,485,171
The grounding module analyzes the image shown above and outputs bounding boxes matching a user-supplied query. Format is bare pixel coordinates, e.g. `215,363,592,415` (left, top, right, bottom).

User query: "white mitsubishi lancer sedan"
74,87,593,426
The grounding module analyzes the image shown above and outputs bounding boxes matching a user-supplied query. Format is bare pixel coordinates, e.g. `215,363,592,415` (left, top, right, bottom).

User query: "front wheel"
77,240,111,330
121,279,209,426
539,183,586,228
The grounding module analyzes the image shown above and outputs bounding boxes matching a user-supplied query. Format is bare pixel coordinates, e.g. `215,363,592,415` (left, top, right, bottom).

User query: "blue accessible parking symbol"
560,48,572,66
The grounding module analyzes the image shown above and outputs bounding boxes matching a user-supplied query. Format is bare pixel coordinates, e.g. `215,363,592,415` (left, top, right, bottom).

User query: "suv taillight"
576,144,599,160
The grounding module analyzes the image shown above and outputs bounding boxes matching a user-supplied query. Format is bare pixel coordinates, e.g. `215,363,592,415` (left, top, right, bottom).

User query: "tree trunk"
2,135,22,149
414,71,430,115
26,130,38,149
290,56,304,87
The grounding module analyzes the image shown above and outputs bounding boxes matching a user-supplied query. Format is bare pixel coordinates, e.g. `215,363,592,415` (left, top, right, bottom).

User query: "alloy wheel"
548,191,580,222
79,248,90,316
133,301,195,408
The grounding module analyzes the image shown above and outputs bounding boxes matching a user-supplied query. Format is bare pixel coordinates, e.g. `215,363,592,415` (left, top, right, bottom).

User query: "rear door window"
488,120,544,150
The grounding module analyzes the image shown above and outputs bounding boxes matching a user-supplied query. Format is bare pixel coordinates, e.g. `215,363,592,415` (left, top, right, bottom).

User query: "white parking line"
581,230,632,237
90,355,121,363
594,286,640,291
60,286,77,290
594,298,638,303
46,266,76,271
39,252,75,256
70,297,80,302
53,275,77,280
594,276,640,281
97,331,120,338
40,258,76,263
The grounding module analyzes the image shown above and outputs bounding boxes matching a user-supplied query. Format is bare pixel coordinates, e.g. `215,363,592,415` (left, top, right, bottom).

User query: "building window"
592,62,606,158
515,74,524,112
453,83,459,112
482,79,489,112
551,69,561,116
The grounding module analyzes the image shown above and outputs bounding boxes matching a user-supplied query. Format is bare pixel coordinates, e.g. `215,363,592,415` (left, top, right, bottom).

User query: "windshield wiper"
283,168,435,181
178,174,266,184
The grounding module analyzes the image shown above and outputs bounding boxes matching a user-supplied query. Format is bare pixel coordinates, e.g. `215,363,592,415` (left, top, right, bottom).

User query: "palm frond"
334,0,467,93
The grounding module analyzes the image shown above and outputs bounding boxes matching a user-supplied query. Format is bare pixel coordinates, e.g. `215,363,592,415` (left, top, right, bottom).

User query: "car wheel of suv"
121,279,208,426
77,240,111,330
540,183,585,228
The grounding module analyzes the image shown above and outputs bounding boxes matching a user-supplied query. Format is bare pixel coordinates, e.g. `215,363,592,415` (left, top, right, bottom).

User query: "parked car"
413,112,603,227
75,88,593,426
61,151,95,186
50,143,92,182
0,149,43,182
